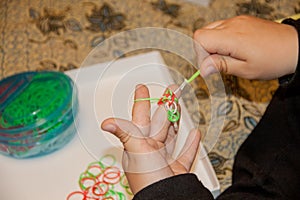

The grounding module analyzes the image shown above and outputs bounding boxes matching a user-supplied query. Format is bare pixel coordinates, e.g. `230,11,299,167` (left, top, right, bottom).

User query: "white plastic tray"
0,51,220,199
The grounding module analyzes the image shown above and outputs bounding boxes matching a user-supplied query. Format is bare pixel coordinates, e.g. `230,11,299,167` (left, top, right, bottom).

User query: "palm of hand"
101,84,201,194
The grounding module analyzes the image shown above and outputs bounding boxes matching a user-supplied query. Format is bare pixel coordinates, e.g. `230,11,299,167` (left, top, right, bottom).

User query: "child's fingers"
176,129,201,171
150,105,170,142
132,84,151,135
101,118,143,152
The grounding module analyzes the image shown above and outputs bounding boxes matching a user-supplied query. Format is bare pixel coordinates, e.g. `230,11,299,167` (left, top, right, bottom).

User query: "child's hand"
194,15,298,80
101,84,201,194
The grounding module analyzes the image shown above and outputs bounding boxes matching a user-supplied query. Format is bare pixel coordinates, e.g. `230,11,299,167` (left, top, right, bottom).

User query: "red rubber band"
92,181,109,196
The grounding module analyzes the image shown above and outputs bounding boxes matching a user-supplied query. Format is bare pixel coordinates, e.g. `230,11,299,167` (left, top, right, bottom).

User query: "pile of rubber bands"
0,71,78,158
67,155,132,200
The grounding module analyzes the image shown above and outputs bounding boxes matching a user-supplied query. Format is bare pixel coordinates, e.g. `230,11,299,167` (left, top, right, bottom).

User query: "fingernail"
135,84,144,89
103,123,117,132
204,65,218,77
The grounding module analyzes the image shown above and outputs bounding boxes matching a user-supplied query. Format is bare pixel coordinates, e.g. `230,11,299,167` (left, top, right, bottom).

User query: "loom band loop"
96,171,105,181
167,110,180,123
157,89,178,105
84,186,102,200
66,191,87,200
119,174,130,188
157,95,169,104
99,154,117,168
103,197,115,200
91,181,109,197
125,186,133,196
105,189,126,200
119,174,133,195
164,101,180,122
79,174,97,191
115,191,126,200
103,166,121,184
86,164,103,178
165,101,178,114
134,97,160,103
119,174,128,187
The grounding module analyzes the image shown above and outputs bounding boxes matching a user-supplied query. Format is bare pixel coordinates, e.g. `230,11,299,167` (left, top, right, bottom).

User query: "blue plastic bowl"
0,71,78,158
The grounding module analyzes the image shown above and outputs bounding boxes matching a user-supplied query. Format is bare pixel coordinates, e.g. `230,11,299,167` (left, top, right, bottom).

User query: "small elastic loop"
165,101,177,114
167,110,180,122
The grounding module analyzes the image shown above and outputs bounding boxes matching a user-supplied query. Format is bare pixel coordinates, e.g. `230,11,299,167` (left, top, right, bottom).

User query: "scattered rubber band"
67,154,132,200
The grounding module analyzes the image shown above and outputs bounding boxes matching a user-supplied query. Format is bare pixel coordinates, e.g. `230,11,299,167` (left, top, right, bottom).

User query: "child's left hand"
101,84,201,194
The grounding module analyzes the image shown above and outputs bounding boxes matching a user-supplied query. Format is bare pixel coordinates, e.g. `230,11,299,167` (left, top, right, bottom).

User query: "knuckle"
219,56,228,73
193,29,202,39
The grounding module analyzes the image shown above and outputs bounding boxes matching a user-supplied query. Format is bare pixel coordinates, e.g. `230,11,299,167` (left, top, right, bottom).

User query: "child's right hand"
194,15,298,80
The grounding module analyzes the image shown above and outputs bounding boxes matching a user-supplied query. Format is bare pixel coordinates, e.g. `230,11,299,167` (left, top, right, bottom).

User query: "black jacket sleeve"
133,18,300,200
133,173,214,200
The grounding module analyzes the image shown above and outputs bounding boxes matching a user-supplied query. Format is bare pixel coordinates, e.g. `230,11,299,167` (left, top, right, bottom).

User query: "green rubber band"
78,173,88,190
0,73,71,128
99,154,117,167
167,110,180,122
134,97,160,103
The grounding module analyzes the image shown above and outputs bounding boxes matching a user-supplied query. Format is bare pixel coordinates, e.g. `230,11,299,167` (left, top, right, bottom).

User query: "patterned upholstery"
1,0,299,191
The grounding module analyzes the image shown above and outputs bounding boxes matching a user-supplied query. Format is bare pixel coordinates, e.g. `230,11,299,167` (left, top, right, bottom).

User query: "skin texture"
194,15,298,80
101,84,201,194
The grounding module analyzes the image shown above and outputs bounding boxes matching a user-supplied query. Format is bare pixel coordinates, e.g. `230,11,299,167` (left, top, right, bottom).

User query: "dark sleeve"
133,173,214,200
278,17,300,86
133,18,300,200
217,18,300,200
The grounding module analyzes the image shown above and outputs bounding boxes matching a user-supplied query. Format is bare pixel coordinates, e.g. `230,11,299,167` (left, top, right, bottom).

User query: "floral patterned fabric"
1,0,299,191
